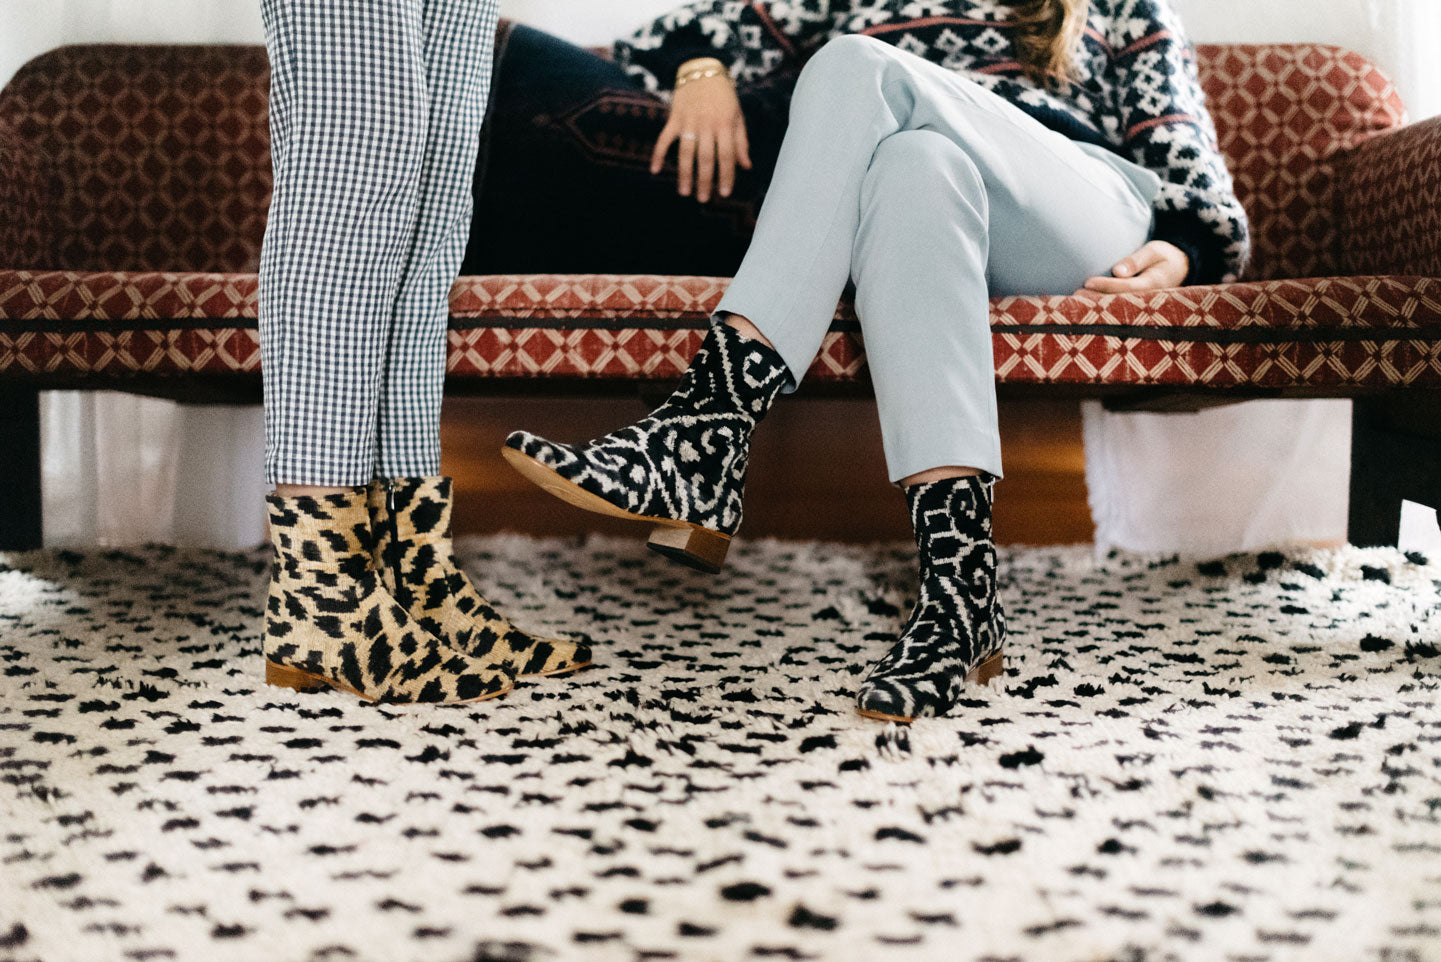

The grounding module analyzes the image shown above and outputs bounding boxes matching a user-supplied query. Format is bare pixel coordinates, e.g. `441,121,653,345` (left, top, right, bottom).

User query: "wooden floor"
441,396,1093,545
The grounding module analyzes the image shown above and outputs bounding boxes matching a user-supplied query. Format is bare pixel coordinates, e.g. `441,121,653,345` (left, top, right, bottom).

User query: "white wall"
2,1,264,85
496,0,675,47
0,4,65,86
1174,0,1441,118
497,0,1441,124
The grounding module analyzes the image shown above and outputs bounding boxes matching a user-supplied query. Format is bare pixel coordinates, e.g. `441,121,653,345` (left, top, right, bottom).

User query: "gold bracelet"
676,67,727,88
675,57,728,89
677,56,725,76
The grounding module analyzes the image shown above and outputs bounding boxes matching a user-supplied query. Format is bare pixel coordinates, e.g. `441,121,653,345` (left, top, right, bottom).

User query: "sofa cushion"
3,271,1437,392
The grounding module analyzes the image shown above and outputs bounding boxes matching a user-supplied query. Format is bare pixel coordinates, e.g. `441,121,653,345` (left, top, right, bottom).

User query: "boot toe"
857,682,914,722
521,636,594,676
506,430,586,475
856,677,946,722
503,430,541,459
569,640,594,668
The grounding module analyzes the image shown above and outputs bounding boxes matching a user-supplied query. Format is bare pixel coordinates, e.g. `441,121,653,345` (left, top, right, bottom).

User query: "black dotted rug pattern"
2,537,1439,962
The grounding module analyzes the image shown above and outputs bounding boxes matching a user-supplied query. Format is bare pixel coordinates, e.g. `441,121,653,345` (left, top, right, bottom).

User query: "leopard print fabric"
264,490,514,704
504,321,789,536
367,476,592,677
857,476,1005,720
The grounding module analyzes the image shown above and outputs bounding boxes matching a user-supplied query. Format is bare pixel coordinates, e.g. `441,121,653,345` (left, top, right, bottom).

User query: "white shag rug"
1,536,1439,962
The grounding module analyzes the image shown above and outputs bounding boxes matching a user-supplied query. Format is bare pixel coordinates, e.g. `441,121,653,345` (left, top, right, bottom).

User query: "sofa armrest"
0,123,53,269
1337,115,1441,277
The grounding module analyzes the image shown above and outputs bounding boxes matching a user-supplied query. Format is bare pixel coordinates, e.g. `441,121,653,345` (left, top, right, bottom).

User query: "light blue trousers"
716,35,1161,482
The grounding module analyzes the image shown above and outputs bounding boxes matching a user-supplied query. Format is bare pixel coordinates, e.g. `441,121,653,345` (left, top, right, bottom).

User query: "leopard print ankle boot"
263,489,515,704
502,320,789,573
367,477,593,677
855,476,1007,723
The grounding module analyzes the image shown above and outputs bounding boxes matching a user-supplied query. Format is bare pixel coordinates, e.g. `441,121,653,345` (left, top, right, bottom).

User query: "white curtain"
9,0,1438,550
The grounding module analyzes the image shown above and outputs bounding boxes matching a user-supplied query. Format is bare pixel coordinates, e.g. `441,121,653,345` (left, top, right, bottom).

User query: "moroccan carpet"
2,536,1439,962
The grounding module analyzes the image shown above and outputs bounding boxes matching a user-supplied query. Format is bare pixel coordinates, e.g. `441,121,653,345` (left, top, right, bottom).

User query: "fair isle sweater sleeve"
613,0,846,94
1106,0,1249,283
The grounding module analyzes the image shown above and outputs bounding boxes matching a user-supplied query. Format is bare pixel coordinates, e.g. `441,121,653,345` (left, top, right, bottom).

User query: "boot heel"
646,523,731,574
265,659,330,692
968,650,1005,687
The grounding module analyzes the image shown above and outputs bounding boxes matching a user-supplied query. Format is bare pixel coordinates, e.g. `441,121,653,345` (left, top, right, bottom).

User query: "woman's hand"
650,71,752,203
1076,240,1189,296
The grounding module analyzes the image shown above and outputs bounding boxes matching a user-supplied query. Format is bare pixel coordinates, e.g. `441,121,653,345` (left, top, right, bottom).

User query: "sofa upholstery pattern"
2,270,1439,392
1337,116,1441,278
1203,44,1406,281
2,36,1439,553
0,44,272,274
2,39,1438,394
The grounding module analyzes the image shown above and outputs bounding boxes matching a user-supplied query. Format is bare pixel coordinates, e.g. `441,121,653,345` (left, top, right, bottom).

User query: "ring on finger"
680,132,699,141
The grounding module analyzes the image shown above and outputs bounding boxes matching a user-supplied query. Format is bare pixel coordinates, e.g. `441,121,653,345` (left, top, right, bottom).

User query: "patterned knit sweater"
614,0,1249,285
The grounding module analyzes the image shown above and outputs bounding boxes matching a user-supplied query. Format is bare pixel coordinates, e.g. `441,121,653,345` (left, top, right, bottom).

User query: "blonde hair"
1012,0,1089,85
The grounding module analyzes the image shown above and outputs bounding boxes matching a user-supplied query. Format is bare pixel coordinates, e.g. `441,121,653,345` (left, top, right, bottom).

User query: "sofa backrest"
0,41,1408,280
0,44,271,274
1195,44,1405,280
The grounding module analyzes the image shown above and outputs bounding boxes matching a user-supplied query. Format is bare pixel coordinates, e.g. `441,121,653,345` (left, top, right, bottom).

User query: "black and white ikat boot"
856,475,1007,723
502,320,789,573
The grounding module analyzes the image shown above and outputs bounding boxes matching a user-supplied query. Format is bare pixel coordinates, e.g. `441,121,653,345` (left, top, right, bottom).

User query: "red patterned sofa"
2,41,1439,550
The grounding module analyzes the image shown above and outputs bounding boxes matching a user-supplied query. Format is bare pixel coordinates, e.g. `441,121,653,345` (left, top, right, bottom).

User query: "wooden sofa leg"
1348,397,1441,548
0,384,43,551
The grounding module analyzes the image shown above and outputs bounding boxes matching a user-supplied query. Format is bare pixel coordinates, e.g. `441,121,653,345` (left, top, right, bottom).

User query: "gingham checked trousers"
259,0,500,485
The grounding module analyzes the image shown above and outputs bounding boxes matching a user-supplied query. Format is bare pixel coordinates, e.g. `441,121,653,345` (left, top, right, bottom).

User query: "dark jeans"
461,23,797,276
